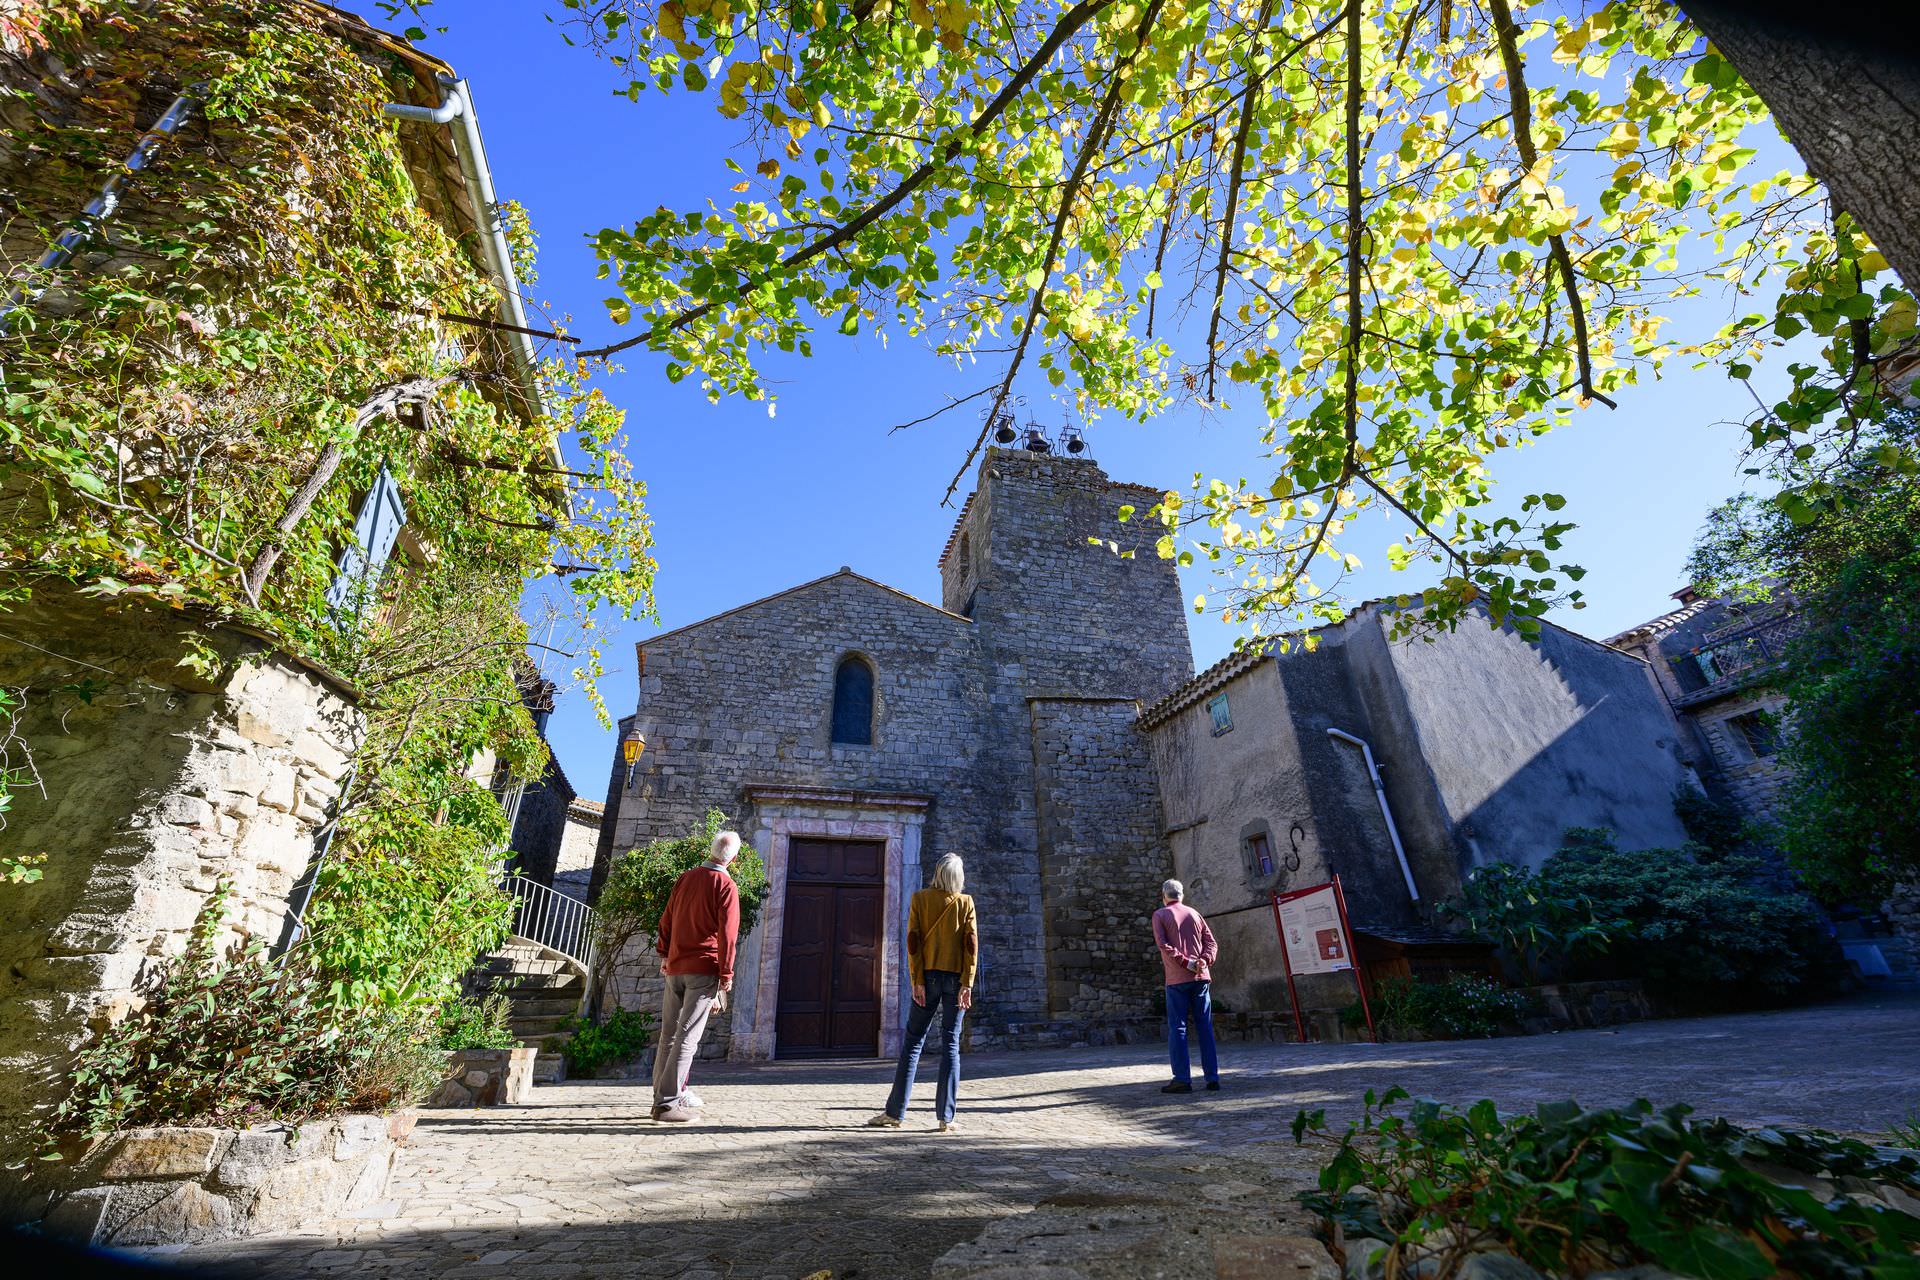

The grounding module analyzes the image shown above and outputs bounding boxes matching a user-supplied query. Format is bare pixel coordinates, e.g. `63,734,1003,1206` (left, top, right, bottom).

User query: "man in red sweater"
651,829,742,1123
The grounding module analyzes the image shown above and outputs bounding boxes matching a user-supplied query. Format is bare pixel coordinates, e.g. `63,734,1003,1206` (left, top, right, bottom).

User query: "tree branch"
1488,0,1616,409
241,373,465,604
942,0,1167,504
1206,0,1280,399
577,0,1119,360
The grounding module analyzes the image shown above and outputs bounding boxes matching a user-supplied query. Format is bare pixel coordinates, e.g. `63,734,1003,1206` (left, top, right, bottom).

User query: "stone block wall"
14,1114,412,1247
553,800,602,902
0,584,362,1152
1692,692,1794,820
943,449,1191,706
1030,698,1170,1020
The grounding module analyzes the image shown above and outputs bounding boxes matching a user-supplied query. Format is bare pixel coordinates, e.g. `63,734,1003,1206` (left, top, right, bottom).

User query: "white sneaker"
865,1113,902,1128
683,1089,704,1109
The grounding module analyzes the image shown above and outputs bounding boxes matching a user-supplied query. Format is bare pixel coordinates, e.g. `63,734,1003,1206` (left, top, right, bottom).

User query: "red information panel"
1271,876,1375,1043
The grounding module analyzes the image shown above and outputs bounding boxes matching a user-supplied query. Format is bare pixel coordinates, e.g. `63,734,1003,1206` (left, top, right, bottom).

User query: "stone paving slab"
157,995,1920,1280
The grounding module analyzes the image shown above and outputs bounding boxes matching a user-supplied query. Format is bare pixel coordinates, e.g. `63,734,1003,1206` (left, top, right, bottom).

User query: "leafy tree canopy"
544,0,1915,639
1685,413,1919,900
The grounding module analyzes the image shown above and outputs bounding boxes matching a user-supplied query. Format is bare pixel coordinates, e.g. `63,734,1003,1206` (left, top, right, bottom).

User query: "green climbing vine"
0,1,654,1015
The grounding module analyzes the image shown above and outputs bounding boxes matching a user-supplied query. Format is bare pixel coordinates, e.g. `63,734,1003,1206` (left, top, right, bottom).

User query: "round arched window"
831,655,875,745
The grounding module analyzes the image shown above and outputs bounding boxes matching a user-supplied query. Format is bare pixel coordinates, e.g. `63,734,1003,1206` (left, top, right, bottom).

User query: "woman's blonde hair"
932,853,965,895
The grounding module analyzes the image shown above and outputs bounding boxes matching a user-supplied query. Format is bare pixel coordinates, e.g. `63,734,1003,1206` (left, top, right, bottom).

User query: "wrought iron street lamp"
622,726,646,785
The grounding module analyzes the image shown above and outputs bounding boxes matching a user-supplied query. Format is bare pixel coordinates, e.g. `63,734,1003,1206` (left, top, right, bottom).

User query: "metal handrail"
503,875,599,976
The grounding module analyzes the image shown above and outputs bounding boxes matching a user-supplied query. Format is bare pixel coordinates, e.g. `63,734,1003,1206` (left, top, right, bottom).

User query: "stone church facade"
594,450,1191,1057
594,448,1703,1057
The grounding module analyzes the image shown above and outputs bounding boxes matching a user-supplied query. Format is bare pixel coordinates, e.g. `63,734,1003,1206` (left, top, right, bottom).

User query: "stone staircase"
467,938,588,1084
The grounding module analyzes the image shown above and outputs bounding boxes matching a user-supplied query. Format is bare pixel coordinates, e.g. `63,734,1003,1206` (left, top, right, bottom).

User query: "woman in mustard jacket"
867,853,977,1132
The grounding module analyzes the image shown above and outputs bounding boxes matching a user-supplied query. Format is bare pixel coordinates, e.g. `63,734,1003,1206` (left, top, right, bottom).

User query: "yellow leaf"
659,1,686,42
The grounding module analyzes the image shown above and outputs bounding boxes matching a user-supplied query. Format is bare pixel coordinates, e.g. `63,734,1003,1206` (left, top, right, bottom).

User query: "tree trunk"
241,372,460,603
1680,1,1920,291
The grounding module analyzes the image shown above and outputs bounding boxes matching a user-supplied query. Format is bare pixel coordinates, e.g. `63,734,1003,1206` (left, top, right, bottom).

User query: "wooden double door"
775,838,884,1059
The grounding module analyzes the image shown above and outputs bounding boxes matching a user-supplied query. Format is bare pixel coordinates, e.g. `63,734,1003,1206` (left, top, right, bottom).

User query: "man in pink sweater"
1151,879,1220,1094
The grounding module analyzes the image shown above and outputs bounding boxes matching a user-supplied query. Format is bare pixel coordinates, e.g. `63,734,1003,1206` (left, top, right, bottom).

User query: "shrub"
1539,830,1834,1002
1673,784,1746,860
593,809,770,1000
436,994,519,1051
1440,859,1624,984
1293,1089,1920,1280
1367,975,1532,1040
558,1007,655,1076
44,887,443,1142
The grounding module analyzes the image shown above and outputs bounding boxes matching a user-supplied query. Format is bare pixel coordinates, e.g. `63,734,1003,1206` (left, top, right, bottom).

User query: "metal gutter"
382,75,565,472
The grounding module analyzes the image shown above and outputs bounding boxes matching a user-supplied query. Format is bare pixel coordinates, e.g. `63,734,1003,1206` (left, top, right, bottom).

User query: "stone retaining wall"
425,1048,536,1108
0,583,364,1156
15,1113,413,1247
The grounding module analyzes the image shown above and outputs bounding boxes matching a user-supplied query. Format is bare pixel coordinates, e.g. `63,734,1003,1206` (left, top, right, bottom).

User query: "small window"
959,532,971,574
1247,831,1274,878
1206,692,1233,736
962,588,977,619
831,655,874,745
1729,710,1778,759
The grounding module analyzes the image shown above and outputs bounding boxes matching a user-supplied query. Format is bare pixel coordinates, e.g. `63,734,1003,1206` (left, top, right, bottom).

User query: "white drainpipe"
1326,727,1420,901
382,76,564,471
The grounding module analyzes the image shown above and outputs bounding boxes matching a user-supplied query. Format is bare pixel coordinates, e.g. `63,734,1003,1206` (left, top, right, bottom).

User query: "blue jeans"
1166,980,1219,1085
885,970,965,1123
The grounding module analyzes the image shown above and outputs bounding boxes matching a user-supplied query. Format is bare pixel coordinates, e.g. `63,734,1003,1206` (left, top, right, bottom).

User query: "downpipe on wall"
1326,727,1421,902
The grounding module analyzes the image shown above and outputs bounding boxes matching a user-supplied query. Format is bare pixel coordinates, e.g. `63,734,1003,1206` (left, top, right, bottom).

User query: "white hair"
709,830,741,866
932,854,965,895
1162,879,1184,901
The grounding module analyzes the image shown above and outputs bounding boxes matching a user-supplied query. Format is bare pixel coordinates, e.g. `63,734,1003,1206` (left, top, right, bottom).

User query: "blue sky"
410,2,1793,799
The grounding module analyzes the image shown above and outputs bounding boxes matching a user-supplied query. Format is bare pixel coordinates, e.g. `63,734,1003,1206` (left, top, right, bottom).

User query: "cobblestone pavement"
163,995,1920,1280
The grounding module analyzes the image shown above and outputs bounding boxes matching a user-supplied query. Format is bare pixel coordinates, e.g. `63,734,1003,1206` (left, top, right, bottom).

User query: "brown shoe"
653,1103,699,1123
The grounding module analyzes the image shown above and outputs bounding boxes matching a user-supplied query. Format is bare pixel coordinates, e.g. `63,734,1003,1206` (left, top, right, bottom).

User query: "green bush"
436,994,518,1051
592,809,770,999
1673,784,1746,860
1293,1089,1920,1280
1440,858,1624,984
43,887,443,1143
1443,830,1835,1004
558,1007,655,1076
1365,975,1533,1040
1540,830,1834,1002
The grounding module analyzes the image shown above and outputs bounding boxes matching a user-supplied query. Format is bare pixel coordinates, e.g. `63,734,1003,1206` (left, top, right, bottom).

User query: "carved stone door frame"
732,787,930,1061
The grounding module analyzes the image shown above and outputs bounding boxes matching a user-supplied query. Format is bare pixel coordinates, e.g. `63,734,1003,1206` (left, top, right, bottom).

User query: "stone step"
532,1051,567,1084
510,1016,574,1040
504,994,585,1019
466,982,579,997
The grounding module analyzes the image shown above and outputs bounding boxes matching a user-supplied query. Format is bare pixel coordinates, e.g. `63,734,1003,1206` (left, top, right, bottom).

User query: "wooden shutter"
325,465,407,614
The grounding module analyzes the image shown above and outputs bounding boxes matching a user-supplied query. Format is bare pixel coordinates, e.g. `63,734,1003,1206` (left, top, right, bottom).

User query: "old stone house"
1604,587,1800,821
1139,605,1692,1014
1608,588,1919,978
594,449,1695,1055
553,798,603,902
0,5,550,1145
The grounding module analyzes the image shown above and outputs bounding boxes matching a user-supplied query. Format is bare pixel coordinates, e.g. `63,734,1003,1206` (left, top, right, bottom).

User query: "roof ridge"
639,568,971,650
